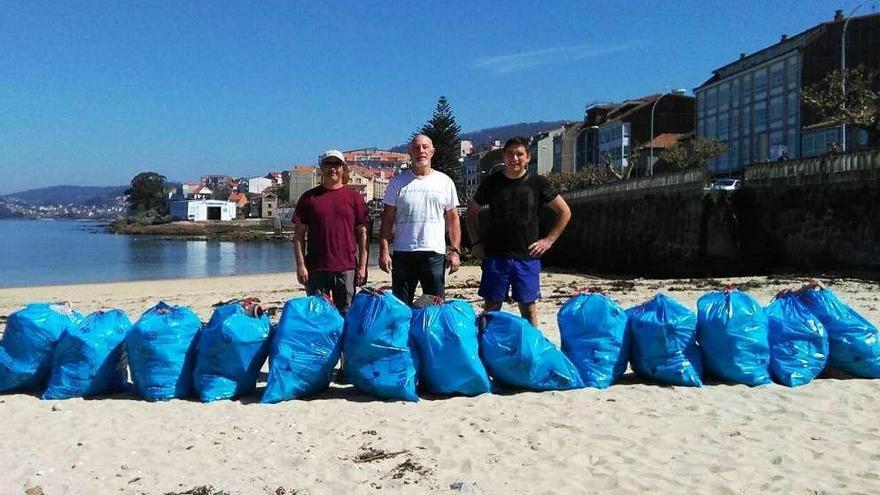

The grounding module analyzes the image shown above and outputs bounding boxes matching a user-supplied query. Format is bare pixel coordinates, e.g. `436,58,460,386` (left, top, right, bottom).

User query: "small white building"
170,200,237,221
248,177,274,195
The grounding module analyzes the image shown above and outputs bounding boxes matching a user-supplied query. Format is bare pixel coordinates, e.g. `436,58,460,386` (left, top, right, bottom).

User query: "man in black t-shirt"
465,136,572,327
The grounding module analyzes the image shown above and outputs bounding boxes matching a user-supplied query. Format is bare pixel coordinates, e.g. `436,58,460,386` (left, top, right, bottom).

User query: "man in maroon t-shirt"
292,150,369,314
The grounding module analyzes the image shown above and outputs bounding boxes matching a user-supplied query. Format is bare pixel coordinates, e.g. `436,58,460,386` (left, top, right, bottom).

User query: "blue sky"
0,0,873,194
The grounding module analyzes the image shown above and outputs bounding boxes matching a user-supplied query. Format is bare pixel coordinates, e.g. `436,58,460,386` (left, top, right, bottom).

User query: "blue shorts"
478,256,542,304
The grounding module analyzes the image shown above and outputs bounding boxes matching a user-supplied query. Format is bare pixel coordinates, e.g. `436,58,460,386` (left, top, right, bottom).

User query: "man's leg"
511,259,542,328
418,252,447,299
330,270,356,315
391,252,419,306
478,256,510,313
517,302,539,328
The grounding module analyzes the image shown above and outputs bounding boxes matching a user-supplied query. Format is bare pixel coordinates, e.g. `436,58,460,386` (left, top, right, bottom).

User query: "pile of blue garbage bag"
1,281,878,403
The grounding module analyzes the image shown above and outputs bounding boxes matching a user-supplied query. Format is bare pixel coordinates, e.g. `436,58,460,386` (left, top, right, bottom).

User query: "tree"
802,65,879,146
546,166,618,192
125,171,169,216
419,96,462,188
660,137,728,172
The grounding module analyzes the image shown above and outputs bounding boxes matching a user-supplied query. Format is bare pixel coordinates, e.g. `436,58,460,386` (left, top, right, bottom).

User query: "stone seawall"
539,149,880,276
737,150,880,272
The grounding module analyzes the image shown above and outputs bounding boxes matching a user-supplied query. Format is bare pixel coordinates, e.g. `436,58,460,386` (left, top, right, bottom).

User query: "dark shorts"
307,270,355,314
478,256,541,304
391,251,446,306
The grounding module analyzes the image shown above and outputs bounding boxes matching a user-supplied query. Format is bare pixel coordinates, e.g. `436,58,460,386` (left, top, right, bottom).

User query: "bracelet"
448,247,461,255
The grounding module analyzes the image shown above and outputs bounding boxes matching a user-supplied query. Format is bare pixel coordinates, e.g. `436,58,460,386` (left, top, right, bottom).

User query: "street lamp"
649,89,687,176
841,2,869,153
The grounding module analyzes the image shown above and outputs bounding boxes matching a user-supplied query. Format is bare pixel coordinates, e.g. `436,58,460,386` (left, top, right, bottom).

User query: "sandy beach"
1,267,879,495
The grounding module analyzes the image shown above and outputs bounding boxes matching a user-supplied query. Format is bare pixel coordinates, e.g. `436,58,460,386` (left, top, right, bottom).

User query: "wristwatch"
448,247,461,255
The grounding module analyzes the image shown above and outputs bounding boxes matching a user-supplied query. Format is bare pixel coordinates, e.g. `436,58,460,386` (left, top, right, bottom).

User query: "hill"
2,185,127,206
390,120,573,152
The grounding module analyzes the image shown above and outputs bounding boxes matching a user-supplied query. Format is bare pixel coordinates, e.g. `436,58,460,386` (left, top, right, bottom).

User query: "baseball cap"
319,149,347,165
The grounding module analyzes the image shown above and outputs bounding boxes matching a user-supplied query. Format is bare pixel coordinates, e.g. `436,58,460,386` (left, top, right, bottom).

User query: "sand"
1,267,879,495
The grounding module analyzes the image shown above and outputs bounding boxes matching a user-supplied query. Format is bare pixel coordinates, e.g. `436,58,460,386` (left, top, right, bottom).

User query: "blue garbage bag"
766,291,829,387
193,303,271,402
43,309,132,399
558,292,629,389
342,289,418,401
410,300,491,396
479,311,584,391
0,303,82,393
697,289,771,386
262,296,344,403
627,294,703,387
798,285,880,378
127,302,202,401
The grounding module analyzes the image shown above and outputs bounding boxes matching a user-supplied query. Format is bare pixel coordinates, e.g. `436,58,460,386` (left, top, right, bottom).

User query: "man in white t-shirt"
379,134,461,305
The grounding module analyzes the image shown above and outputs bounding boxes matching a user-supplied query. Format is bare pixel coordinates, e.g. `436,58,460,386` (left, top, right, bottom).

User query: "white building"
529,127,565,176
461,153,482,202
248,177,273,195
170,200,237,221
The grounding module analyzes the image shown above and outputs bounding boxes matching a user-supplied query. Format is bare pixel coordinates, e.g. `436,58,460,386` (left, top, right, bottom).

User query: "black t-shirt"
472,171,559,259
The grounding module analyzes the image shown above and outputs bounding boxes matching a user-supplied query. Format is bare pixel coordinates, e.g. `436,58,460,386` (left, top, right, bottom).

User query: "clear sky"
0,0,873,194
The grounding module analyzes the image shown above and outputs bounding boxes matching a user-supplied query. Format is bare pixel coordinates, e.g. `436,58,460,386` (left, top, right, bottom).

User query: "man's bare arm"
465,200,484,260
355,223,369,285
293,223,309,286
528,195,571,258
378,205,396,273
445,207,461,273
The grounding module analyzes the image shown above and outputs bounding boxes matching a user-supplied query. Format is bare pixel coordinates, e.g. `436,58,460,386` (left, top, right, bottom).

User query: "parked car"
708,178,742,192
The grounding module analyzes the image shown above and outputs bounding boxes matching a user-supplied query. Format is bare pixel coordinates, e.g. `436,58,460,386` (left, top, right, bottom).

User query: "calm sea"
0,219,378,288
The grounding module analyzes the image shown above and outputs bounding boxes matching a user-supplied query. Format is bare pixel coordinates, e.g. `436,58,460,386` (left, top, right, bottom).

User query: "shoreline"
2,270,880,494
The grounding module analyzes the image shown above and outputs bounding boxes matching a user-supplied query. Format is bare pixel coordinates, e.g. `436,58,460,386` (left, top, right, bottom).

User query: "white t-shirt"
384,169,459,254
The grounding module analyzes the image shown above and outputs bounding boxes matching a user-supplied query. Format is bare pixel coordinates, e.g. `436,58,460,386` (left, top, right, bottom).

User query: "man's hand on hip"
528,238,554,258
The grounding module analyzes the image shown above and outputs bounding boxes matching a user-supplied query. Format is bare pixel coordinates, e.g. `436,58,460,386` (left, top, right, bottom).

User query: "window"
787,128,798,158
743,74,753,102
769,97,783,128
705,117,717,137
801,128,840,156
770,63,784,92
787,91,798,120
754,101,767,132
787,58,799,88
731,111,740,138
743,135,754,163
743,106,752,135
718,112,729,139
718,84,730,110
731,80,740,108
706,87,717,112
729,141,740,168
754,69,768,98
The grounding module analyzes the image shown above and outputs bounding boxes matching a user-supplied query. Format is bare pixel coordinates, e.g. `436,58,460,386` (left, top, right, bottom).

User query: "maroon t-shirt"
292,185,369,272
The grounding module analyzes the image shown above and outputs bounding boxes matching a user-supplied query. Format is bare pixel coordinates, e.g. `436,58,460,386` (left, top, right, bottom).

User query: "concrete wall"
538,149,880,276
